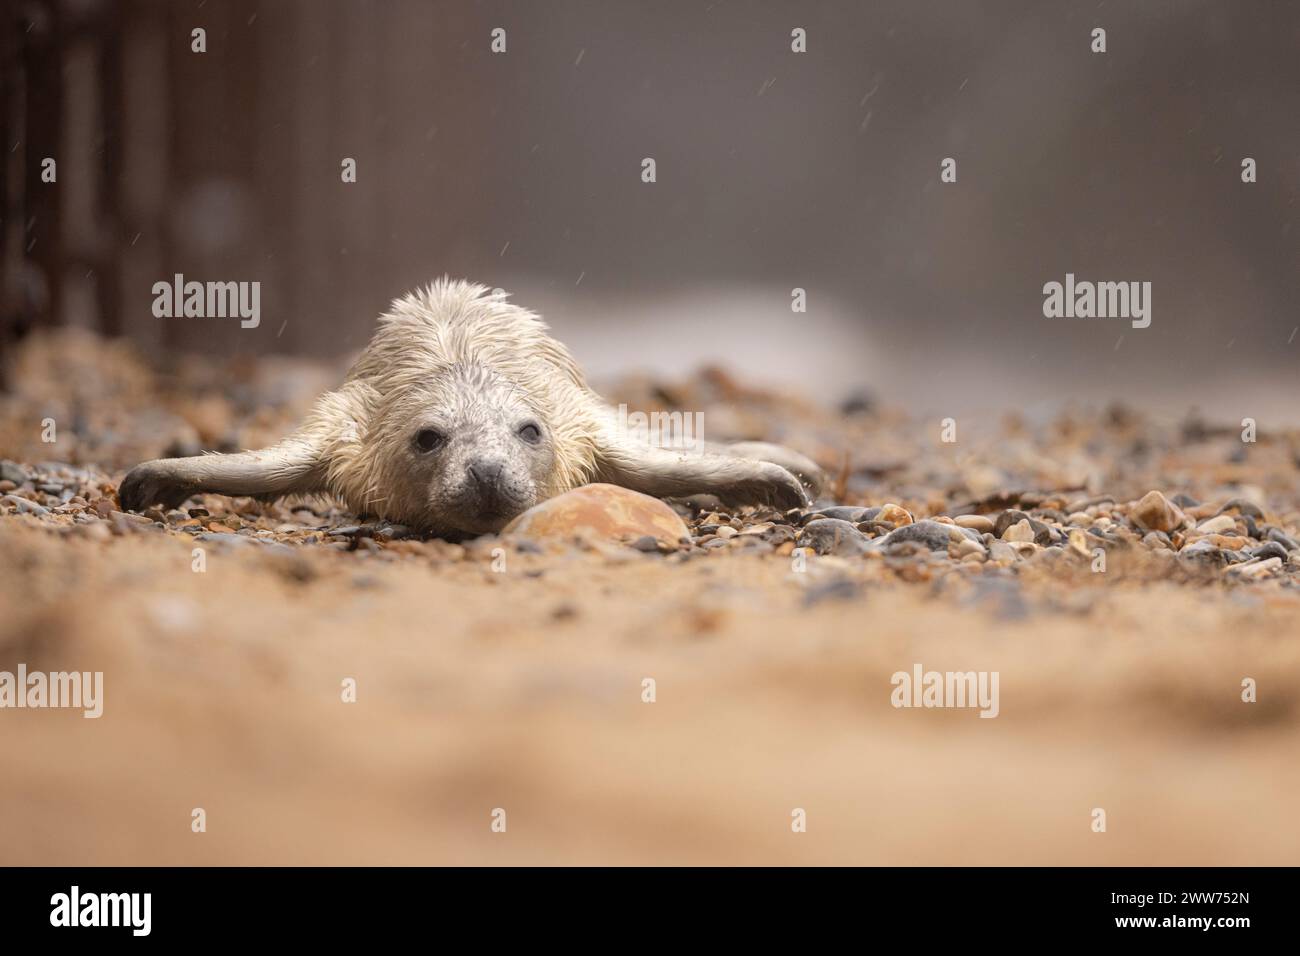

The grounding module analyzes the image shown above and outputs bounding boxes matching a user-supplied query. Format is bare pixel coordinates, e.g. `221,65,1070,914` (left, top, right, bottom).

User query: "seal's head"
323,282,600,536
368,364,558,535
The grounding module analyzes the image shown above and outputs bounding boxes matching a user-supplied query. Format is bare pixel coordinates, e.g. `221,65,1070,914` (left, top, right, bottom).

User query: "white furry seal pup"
120,279,822,536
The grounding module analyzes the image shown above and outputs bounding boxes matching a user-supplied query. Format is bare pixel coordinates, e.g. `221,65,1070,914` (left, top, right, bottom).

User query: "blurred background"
2,0,1298,419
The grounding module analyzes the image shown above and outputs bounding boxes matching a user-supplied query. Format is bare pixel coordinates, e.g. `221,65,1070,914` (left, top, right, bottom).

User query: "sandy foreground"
1,331,1298,865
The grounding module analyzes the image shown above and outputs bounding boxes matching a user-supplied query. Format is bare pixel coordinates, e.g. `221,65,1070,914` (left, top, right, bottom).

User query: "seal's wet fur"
120,280,821,535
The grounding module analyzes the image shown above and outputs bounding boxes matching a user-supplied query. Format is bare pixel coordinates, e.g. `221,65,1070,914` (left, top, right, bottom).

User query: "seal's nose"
466,458,505,496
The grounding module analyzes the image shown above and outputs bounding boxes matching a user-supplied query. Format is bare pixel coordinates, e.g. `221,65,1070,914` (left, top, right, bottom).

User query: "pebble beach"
2,329,1298,864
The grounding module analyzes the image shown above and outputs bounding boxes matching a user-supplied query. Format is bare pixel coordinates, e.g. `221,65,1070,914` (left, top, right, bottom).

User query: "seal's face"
391,366,556,535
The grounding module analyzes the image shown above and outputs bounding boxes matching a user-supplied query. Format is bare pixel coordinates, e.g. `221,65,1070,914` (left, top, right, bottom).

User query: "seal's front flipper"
706,441,823,500
118,438,327,513
593,429,811,510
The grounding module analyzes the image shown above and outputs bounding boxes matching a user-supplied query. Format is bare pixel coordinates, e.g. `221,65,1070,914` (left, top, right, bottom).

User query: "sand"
1,329,1297,865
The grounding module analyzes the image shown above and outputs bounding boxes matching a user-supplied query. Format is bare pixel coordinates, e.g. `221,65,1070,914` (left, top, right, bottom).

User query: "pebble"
504,483,691,545
1196,514,1237,535
988,541,1018,563
1028,518,1061,546
1267,528,1299,551
1217,498,1266,520
994,510,1031,538
1130,490,1185,533
877,503,913,526
1248,541,1289,562
953,514,994,533
1230,557,1282,579
1201,533,1247,550
3,494,48,516
806,506,871,523
1179,540,1226,563
1002,519,1035,543
870,519,962,553
796,518,871,556
1141,531,1167,550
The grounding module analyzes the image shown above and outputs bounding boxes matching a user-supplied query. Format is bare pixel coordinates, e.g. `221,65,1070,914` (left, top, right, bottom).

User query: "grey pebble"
796,518,871,556
3,494,49,516
1179,540,1224,562
869,519,964,553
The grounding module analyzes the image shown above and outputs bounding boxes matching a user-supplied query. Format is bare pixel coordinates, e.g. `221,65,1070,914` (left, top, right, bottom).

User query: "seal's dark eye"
518,422,542,444
414,428,446,452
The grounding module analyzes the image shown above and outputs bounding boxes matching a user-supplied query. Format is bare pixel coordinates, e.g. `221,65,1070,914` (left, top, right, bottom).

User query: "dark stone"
1179,540,1225,564
1248,541,1289,562
1028,518,1060,546
1266,528,1299,551
796,518,871,556
994,510,1030,539
805,505,871,524
1217,497,1265,520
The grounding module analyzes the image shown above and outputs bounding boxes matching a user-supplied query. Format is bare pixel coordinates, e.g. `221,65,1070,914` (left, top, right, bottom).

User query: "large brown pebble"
504,483,690,545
